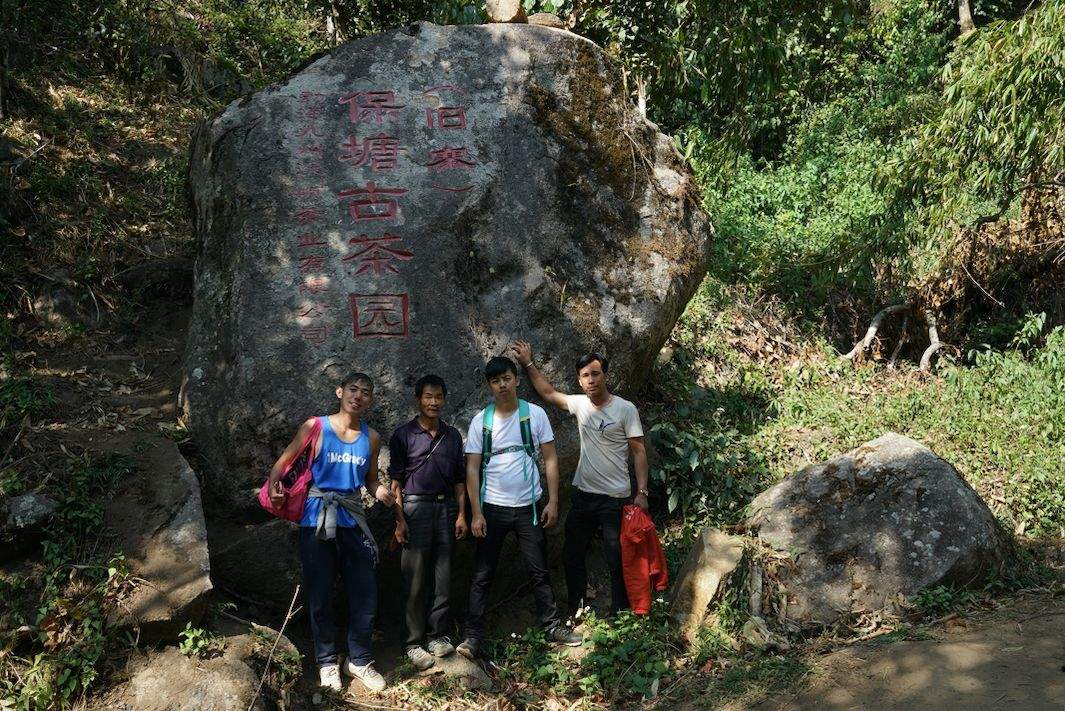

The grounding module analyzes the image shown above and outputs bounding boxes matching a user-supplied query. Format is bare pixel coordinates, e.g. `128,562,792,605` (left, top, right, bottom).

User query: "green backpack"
479,399,540,523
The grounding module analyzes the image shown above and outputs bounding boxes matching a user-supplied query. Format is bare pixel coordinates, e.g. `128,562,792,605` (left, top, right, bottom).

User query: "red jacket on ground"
620,504,668,615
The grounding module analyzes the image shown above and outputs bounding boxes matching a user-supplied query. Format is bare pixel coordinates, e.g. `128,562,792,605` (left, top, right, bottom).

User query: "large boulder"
746,433,1010,628
183,21,712,505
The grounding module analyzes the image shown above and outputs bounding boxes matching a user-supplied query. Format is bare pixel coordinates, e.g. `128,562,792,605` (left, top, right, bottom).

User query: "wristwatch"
637,488,649,497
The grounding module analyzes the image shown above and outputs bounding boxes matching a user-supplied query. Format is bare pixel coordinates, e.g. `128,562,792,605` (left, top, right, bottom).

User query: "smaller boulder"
1,493,58,562
486,0,527,23
747,433,1009,628
670,527,744,643
420,653,493,691
94,614,300,710
103,435,212,641
527,12,566,28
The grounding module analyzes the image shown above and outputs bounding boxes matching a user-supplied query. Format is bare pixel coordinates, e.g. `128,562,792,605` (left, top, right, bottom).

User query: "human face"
577,360,607,399
336,379,373,416
417,384,445,420
487,370,518,404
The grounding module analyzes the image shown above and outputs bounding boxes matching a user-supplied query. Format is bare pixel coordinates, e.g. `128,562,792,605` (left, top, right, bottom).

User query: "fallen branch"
888,313,910,368
841,304,910,361
919,313,944,372
247,583,300,711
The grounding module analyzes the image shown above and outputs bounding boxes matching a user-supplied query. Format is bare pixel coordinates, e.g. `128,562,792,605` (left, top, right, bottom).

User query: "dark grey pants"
401,498,456,649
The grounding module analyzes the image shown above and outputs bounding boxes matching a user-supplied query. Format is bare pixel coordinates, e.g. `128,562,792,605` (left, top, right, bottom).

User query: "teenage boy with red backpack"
266,371,397,693
455,356,583,660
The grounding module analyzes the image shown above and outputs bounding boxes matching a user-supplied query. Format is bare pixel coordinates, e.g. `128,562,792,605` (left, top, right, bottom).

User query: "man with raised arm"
510,341,649,617
455,356,582,661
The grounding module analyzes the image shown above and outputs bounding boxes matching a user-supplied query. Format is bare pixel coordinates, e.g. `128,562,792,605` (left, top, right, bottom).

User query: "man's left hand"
542,500,558,528
454,515,468,540
375,484,396,507
634,493,649,512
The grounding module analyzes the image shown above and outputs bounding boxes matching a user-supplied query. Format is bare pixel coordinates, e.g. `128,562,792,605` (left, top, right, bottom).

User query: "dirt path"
761,593,1065,711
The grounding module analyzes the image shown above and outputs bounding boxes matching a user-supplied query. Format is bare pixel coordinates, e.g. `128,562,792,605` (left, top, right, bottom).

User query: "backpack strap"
478,404,495,509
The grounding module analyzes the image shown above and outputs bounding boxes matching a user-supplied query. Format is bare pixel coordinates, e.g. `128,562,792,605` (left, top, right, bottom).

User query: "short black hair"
484,356,518,380
576,352,609,373
415,374,447,398
340,371,374,389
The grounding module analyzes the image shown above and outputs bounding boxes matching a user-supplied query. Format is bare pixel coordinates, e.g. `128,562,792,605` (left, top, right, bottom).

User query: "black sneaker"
548,624,583,647
456,638,480,660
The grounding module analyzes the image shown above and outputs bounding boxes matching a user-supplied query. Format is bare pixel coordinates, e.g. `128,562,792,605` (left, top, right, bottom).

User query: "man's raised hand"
511,340,533,367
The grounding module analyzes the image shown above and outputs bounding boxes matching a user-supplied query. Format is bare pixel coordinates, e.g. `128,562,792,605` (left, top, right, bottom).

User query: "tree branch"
841,304,910,361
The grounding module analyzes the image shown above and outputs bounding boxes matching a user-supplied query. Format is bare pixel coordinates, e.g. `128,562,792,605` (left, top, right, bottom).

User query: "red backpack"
257,417,323,522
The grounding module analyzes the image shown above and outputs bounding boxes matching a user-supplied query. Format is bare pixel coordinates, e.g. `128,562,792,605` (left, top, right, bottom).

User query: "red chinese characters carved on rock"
337,182,409,223
425,106,466,130
297,91,327,138
297,233,327,248
301,325,329,344
299,277,329,295
339,90,405,124
350,293,409,338
299,254,327,274
342,233,413,276
427,147,475,170
340,134,400,170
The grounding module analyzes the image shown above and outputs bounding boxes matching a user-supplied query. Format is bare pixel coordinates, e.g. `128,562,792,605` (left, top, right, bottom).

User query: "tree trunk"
636,75,647,118
957,0,975,35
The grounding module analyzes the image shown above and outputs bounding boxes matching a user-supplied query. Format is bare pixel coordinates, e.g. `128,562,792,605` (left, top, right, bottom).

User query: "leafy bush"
1,455,135,709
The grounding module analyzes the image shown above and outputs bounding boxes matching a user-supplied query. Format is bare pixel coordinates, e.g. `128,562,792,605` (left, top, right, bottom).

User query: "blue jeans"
299,526,377,666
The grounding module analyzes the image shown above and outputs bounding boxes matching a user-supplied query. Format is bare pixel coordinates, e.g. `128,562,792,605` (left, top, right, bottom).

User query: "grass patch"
649,282,1065,539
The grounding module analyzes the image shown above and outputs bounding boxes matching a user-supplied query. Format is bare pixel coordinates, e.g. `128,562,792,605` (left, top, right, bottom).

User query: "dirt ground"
758,593,1065,711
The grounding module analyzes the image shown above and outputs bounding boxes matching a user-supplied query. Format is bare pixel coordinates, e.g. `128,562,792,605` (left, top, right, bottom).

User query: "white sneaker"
318,663,342,691
406,646,436,671
343,660,387,692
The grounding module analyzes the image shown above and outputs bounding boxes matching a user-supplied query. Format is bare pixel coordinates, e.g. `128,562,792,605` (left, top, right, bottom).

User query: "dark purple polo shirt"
388,418,465,495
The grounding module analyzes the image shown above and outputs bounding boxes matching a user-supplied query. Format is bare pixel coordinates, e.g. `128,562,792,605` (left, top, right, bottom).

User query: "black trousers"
401,498,456,649
563,489,629,616
464,501,560,642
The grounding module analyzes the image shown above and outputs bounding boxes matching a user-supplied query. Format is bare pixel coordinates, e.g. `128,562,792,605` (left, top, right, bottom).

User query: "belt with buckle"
403,493,452,503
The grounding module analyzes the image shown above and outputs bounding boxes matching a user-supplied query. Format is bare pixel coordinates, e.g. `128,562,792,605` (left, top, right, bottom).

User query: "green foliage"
686,0,951,300
492,604,676,700
0,378,55,431
1,455,134,709
178,623,225,658
891,0,1065,234
910,584,977,617
579,606,674,698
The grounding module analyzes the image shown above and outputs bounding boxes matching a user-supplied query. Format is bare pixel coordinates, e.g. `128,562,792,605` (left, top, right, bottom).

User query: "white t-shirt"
566,394,644,498
465,402,554,507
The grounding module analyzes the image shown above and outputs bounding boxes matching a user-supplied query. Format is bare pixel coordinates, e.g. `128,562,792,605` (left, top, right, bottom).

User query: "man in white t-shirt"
511,341,649,617
455,356,582,660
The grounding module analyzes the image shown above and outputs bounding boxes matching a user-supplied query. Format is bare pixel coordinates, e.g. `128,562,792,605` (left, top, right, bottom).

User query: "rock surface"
421,653,494,690
486,0,527,23
183,22,712,504
96,615,295,711
670,527,744,643
746,433,1009,627
101,433,213,641
1,493,58,562
527,12,565,28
